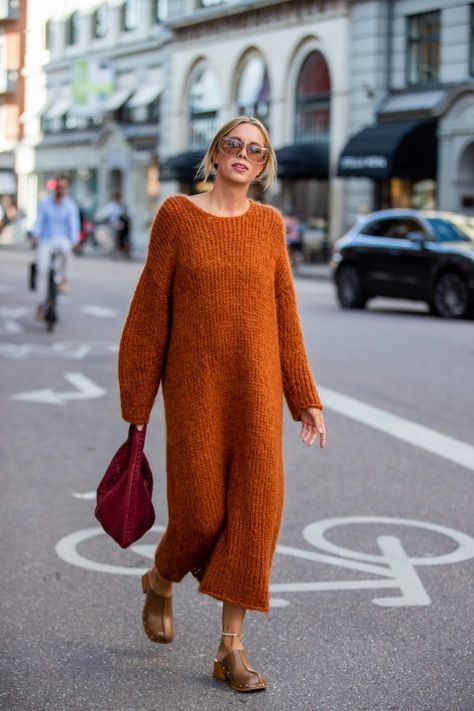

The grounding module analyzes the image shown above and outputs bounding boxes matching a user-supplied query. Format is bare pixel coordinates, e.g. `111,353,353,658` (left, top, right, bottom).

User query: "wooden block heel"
213,660,228,681
212,632,268,693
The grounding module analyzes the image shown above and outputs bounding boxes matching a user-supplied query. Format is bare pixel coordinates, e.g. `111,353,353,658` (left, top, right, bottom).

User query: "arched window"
188,66,220,149
295,51,331,143
66,11,80,46
236,55,270,126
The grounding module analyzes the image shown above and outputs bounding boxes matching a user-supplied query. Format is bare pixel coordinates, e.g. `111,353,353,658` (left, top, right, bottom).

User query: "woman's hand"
136,424,145,431
300,407,326,448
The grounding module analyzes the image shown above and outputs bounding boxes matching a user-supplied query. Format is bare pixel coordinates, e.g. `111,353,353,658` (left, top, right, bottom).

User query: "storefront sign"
339,155,388,171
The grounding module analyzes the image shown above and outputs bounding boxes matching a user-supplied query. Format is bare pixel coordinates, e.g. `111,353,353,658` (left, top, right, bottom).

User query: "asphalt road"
1,246,473,711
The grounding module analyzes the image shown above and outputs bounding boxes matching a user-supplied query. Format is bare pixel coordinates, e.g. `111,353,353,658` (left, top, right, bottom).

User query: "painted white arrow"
10,372,106,405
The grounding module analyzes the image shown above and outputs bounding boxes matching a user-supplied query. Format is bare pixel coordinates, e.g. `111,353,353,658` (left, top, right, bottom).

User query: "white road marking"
0,342,118,359
80,305,118,318
55,517,474,609
10,372,106,405
72,491,96,500
0,307,28,318
319,386,474,472
0,319,23,334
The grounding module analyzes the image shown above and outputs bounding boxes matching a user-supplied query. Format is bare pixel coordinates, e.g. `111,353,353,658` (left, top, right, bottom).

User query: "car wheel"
432,272,469,319
335,265,367,309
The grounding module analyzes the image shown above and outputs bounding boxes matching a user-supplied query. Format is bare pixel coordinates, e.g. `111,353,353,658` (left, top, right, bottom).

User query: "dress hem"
197,583,270,614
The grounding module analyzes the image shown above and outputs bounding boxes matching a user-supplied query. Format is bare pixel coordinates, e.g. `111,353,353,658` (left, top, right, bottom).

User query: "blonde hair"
195,116,277,191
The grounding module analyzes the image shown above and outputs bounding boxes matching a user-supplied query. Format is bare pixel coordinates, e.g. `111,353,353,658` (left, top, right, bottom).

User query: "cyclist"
32,174,80,320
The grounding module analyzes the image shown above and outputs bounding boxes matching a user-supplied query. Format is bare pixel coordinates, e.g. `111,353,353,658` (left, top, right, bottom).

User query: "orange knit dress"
118,194,323,612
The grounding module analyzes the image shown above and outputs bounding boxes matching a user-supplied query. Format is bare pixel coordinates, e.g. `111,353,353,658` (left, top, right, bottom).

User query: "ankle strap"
221,632,242,637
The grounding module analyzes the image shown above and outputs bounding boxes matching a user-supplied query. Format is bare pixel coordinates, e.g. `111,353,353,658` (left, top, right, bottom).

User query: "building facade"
17,1,474,248
160,0,350,243
17,0,169,246
0,0,25,217
338,0,474,225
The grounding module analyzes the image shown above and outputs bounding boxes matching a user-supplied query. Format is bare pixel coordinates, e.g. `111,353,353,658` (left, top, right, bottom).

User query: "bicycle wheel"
45,266,57,332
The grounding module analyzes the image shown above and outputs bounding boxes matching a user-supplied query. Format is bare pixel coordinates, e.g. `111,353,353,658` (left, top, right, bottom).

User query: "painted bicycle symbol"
55,516,474,609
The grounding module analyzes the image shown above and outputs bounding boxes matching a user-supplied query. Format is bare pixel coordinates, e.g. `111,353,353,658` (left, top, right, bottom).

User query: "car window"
426,218,474,243
360,219,395,237
361,218,427,239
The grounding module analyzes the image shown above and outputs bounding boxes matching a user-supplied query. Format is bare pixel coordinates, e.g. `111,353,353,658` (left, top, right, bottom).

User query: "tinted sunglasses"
218,136,269,164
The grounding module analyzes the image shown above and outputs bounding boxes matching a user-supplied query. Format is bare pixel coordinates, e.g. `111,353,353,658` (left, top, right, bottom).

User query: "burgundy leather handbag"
95,424,155,548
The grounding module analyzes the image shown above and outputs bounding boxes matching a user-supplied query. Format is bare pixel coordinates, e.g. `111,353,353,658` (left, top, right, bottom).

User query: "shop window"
236,54,270,127
407,11,440,85
295,51,331,144
470,4,474,76
93,3,108,39
64,113,89,131
121,0,138,32
188,66,220,149
152,0,168,23
66,11,80,46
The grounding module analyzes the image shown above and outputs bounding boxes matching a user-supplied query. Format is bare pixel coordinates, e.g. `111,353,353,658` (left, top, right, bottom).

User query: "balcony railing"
0,0,19,21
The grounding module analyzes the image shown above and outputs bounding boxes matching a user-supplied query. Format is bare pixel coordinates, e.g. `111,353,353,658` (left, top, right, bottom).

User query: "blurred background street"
1,246,473,711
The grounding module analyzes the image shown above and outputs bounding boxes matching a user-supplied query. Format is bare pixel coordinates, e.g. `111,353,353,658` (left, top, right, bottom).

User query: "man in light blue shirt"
32,174,80,318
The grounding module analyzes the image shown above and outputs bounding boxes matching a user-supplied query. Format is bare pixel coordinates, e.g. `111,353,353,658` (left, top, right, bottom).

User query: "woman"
118,116,326,693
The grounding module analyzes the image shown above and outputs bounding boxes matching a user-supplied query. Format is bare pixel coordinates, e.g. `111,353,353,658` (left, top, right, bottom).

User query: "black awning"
337,120,437,179
160,150,206,182
276,142,329,180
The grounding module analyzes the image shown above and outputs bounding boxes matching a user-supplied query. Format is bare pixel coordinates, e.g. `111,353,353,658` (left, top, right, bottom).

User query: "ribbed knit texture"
118,194,323,612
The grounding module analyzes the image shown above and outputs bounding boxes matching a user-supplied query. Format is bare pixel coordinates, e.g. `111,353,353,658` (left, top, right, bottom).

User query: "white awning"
43,98,72,119
103,88,133,112
127,82,163,108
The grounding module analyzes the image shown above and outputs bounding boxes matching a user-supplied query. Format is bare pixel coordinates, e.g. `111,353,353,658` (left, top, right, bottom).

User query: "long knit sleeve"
118,199,177,424
274,213,323,421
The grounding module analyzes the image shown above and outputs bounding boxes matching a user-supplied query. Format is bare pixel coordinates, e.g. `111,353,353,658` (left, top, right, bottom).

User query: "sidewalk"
293,262,331,280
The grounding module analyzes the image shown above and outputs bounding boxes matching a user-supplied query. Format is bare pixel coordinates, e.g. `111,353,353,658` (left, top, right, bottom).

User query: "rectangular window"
153,0,168,23
66,12,80,47
406,11,440,85
470,4,474,76
93,3,108,39
121,0,138,32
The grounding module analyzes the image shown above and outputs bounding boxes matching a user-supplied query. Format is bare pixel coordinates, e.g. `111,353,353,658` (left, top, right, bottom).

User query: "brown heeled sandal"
141,570,174,644
213,632,268,692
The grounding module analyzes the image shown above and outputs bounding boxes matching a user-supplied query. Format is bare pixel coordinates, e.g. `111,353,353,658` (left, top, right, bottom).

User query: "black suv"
331,209,474,319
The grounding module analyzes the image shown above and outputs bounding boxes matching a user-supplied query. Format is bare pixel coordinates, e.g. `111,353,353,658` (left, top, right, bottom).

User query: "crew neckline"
176,193,255,219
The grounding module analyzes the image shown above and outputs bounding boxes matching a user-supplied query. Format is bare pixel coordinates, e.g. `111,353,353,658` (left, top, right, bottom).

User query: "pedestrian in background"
96,192,131,257
32,174,80,320
118,116,326,693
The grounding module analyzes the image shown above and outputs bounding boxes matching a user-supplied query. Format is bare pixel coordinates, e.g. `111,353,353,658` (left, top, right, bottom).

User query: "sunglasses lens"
219,137,268,163
221,138,242,155
247,144,266,163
